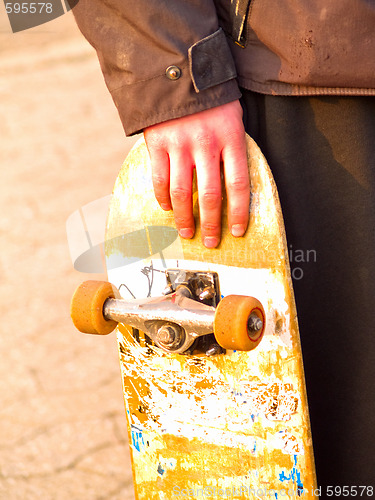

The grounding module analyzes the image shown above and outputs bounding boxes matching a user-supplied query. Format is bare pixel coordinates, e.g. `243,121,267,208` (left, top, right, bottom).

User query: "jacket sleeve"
70,0,241,135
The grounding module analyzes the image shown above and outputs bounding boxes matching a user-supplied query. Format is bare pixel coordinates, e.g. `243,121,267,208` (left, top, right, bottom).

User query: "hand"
144,100,249,248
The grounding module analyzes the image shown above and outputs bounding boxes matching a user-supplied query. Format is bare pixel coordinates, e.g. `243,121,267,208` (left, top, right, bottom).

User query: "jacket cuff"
188,28,237,92
111,76,241,136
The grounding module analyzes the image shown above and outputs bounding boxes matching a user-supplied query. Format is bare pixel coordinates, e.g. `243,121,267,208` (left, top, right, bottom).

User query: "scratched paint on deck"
111,259,311,498
279,455,305,495
119,322,312,498
105,135,316,499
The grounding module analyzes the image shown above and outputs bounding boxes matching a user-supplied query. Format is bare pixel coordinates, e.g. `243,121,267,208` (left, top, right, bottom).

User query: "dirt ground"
0,9,137,500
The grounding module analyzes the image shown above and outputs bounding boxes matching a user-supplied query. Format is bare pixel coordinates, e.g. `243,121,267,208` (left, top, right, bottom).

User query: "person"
70,0,375,491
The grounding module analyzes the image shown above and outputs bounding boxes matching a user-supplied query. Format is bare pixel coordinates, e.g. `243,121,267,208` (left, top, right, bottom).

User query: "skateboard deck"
72,134,317,499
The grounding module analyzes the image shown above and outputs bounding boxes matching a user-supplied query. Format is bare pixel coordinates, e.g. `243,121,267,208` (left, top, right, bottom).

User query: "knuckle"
170,187,191,203
195,133,214,149
201,191,222,210
193,130,218,153
226,176,250,192
222,129,246,155
226,123,244,138
174,215,192,227
152,174,168,189
145,133,164,153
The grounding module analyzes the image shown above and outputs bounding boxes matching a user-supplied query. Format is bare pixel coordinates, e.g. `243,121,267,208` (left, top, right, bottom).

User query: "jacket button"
166,65,181,80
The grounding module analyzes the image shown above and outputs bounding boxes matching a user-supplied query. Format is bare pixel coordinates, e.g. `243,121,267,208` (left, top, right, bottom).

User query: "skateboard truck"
71,269,266,355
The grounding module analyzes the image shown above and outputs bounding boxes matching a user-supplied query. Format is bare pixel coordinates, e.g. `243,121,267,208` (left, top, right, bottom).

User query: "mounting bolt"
157,325,177,345
156,323,185,350
206,343,224,356
162,284,174,295
199,287,215,301
247,313,263,334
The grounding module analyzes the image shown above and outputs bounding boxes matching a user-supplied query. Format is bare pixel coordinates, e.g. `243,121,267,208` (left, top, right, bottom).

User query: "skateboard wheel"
71,281,121,335
213,295,265,351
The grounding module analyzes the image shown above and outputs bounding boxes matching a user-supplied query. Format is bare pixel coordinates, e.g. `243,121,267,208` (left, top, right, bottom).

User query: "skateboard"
71,134,317,499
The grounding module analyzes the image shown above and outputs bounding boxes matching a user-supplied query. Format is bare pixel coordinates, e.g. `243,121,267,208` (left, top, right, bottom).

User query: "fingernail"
179,228,194,239
160,203,171,211
231,224,245,237
204,237,219,248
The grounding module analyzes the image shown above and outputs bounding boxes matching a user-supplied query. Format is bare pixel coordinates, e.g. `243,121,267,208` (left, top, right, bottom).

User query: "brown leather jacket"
71,0,375,135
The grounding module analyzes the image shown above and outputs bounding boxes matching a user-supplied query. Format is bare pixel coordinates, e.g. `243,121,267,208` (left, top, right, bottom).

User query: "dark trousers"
240,91,375,487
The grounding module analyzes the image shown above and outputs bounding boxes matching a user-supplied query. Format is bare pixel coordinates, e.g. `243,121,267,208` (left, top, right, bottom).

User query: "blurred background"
0,5,137,499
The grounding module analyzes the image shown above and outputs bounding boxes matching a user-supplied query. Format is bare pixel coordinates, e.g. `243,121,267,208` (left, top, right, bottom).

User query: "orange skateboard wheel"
71,280,121,335
213,295,265,351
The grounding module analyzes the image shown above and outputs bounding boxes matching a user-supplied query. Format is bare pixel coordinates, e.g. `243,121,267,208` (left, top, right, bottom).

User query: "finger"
195,148,222,248
149,148,172,211
222,132,250,237
169,150,195,239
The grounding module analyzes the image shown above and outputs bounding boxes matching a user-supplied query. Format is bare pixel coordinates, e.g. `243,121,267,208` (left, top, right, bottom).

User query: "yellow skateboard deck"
72,134,317,499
